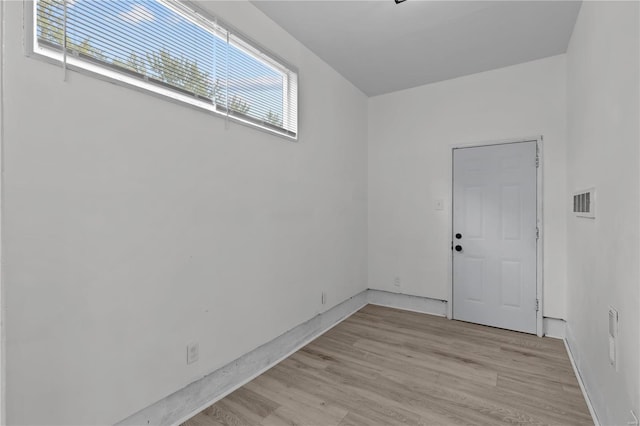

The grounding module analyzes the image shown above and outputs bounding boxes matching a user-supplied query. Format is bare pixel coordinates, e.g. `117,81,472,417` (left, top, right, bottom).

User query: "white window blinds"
34,0,298,139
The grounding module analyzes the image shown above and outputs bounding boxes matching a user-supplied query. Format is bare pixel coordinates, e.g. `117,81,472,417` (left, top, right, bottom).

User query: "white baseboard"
116,290,560,426
367,289,448,317
543,317,566,339
563,338,600,426
116,291,368,426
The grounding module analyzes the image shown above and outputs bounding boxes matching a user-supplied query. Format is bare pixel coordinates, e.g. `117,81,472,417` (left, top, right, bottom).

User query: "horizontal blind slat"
65,7,221,65
35,0,297,137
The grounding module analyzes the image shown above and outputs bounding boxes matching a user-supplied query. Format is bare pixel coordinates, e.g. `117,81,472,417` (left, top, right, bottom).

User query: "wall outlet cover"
608,336,616,367
608,306,618,370
187,342,199,365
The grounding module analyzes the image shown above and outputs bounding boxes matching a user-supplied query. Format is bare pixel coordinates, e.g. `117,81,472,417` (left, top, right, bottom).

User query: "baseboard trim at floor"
367,289,448,317
543,317,566,339
563,339,600,426
115,291,368,426
118,290,555,425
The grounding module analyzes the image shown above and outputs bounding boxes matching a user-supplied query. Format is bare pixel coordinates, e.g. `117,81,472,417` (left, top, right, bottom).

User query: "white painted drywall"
1,1,367,424
368,55,568,319
565,2,640,424
0,1,5,424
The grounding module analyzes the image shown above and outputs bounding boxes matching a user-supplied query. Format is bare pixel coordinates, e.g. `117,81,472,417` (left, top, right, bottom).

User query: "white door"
452,141,538,334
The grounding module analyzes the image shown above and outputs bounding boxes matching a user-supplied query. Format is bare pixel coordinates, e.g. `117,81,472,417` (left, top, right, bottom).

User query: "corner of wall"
0,0,6,422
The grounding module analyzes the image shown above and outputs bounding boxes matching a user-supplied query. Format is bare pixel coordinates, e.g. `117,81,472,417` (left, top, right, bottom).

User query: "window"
32,0,298,139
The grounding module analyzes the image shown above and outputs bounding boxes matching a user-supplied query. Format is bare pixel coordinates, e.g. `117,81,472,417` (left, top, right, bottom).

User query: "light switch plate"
187,341,199,365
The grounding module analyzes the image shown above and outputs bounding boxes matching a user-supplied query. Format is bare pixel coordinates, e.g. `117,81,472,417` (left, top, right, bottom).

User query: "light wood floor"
183,305,592,426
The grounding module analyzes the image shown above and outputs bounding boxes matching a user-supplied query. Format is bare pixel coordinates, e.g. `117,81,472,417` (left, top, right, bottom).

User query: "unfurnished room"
0,0,638,425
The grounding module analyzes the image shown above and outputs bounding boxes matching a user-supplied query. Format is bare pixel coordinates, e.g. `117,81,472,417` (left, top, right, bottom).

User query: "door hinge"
536,299,540,312
535,154,540,168
536,227,540,240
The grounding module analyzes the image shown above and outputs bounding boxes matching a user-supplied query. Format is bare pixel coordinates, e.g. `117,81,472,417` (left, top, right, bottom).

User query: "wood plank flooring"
182,305,592,426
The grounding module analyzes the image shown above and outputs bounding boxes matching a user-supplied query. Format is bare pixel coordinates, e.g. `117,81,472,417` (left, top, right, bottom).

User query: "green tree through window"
34,0,296,137
265,110,283,127
37,0,106,61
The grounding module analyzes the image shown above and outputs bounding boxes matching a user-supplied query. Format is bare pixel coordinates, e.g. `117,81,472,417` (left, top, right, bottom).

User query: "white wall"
1,1,368,424
368,55,568,319
565,2,640,424
0,1,5,424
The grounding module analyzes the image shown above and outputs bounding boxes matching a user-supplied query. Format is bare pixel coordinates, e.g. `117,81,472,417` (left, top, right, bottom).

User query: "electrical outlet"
187,341,199,365
393,277,401,287
608,336,616,368
609,307,619,369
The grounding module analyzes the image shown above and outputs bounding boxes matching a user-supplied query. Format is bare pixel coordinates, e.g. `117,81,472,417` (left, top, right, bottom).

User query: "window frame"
24,0,299,141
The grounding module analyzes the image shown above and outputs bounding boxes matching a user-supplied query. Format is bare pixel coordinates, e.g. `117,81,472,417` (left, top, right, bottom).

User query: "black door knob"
455,233,462,239
455,245,463,252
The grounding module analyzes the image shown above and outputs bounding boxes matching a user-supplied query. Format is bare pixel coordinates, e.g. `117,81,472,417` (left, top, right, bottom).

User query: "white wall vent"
573,188,596,218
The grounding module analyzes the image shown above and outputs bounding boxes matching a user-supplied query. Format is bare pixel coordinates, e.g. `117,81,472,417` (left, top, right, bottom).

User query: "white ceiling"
252,1,581,96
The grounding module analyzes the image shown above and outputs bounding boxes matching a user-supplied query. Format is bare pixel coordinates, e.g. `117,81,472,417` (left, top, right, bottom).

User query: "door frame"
447,136,544,337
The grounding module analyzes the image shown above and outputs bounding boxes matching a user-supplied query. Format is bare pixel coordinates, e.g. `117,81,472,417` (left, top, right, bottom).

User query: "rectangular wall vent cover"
573,188,596,218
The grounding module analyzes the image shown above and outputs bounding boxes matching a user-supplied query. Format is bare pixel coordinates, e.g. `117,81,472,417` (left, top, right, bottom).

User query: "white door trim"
447,136,544,337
